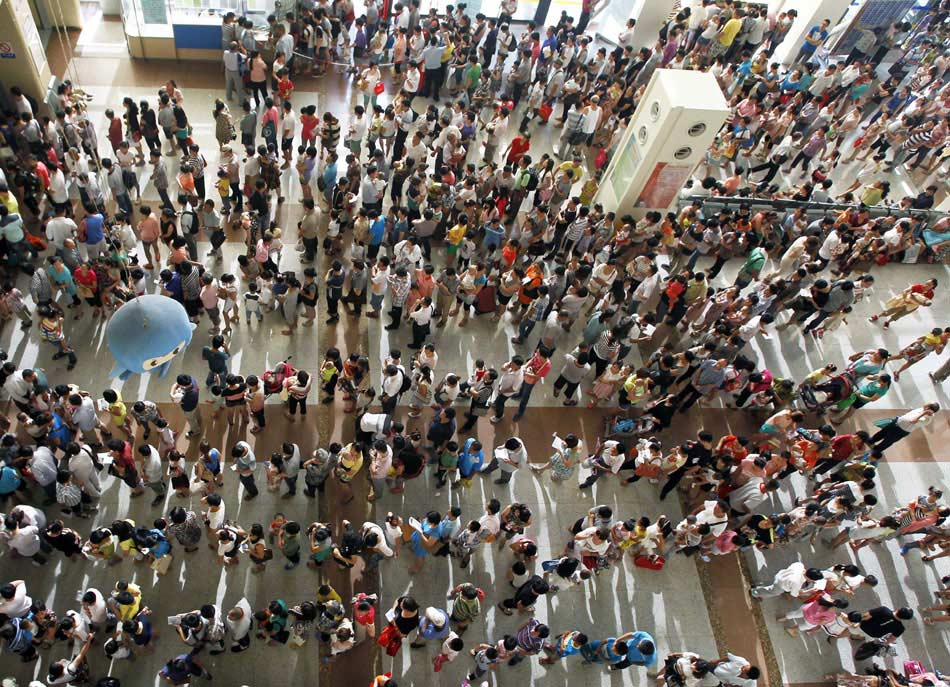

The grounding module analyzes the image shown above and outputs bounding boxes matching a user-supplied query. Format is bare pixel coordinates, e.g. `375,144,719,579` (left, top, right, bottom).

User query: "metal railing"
676,194,949,225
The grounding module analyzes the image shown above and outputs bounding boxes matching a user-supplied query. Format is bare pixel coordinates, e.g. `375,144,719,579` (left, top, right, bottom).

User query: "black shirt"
180,385,200,413
860,606,905,638
513,575,543,607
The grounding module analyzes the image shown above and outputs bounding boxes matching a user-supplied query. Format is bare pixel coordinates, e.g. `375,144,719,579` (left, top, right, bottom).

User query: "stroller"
603,414,659,441
798,370,855,414
262,357,296,398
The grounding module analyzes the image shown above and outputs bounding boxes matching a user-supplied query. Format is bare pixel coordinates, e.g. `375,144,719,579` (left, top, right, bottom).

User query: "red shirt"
34,161,50,190
830,434,862,462
911,283,935,300
506,137,531,164
108,118,123,148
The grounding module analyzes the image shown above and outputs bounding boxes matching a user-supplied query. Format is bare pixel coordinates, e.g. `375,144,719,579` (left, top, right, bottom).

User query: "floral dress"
168,510,202,548
550,447,582,481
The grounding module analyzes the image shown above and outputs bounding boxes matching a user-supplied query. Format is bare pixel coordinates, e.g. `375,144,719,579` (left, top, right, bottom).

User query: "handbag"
150,554,172,575
634,462,662,479
377,623,402,656
854,639,889,661
634,554,665,570
538,103,553,122
373,81,385,95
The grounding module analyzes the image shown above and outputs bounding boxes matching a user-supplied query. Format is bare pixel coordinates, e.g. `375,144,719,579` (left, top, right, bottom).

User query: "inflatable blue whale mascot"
106,295,196,380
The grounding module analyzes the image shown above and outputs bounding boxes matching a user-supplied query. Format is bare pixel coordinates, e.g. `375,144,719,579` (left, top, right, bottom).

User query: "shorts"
758,423,778,434
281,137,293,152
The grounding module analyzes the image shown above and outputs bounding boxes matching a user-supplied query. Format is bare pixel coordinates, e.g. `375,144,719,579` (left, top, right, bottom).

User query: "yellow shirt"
216,177,230,198
441,40,454,64
109,391,127,425
0,193,19,215
446,224,466,246
556,160,583,180
719,18,743,46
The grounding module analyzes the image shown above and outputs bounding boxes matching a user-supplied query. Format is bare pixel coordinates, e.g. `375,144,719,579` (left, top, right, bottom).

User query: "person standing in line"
223,42,245,102
512,346,551,422
172,374,202,438
489,356,524,424
232,440,258,500
481,436,527,485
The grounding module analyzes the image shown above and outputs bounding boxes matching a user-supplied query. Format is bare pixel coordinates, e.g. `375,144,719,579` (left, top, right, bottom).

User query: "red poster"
637,162,693,209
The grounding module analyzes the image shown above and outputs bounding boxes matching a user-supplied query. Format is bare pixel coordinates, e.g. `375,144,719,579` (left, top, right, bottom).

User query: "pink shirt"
802,599,837,627
200,284,219,309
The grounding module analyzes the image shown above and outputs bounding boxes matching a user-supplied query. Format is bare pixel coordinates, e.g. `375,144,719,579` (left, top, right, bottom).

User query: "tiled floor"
1,9,948,687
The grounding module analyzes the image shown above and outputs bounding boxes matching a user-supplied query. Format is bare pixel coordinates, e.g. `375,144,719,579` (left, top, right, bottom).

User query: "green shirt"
741,247,766,275
464,63,482,90
440,451,459,469
281,531,301,557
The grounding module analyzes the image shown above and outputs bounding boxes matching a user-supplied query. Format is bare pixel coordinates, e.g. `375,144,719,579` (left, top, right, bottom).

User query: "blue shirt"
458,437,484,477
0,466,21,494
625,631,657,666
410,520,441,556
148,529,172,558
602,637,626,663
322,162,337,190
801,27,827,54
202,448,221,472
369,219,386,246
484,222,504,247
48,412,73,445
418,608,450,640
84,214,105,244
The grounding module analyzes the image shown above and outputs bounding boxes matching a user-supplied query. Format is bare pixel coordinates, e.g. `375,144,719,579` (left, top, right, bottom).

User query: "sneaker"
489,415,502,424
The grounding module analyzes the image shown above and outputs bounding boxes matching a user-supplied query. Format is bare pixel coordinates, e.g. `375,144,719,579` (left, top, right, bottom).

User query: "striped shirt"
516,618,544,653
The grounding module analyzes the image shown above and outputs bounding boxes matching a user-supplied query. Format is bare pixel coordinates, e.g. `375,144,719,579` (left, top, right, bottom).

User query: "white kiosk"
595,69,730,218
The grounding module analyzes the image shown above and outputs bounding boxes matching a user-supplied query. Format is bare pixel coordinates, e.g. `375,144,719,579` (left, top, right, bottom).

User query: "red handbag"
374,81,385,95
634,554,665,570
538,103,553,122
377,623,402,656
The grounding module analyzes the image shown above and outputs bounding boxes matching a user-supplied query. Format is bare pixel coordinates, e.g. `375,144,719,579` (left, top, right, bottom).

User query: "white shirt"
817,230,841,261
581,106,601,134
478,512,501,536
695,500,729,536
713,653,756,687
49,169,69,203
0,582,32,617
896,408,934,432
142,445,163,482
576,526,610,555
496,366,524,396
362,521,393,557
409,303,434,326
46,216,78,249
281,111,298,139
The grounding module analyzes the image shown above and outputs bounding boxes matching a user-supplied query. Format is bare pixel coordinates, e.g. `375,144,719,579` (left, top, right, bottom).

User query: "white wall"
771,0,852,64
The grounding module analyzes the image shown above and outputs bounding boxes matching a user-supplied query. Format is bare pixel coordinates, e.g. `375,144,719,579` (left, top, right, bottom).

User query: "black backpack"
180,209,199,235
525,169,539,192
399,369,412,395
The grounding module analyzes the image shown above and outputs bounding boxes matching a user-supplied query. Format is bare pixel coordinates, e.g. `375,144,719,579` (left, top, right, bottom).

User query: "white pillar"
594,70,730,218
772,0,852,65
629,0,675,50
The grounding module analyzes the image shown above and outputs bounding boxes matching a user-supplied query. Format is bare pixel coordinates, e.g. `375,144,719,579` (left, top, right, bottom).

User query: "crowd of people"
0,0,949,685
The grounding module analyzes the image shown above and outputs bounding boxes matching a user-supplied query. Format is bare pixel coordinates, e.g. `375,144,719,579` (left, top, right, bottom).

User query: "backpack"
399,369,412,395
180,209,199,235
525,169,539,191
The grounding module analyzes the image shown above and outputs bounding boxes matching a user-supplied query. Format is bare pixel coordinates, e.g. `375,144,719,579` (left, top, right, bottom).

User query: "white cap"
425,607,445,626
